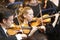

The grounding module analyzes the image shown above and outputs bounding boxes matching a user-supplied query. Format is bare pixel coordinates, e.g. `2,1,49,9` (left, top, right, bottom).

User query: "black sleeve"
0,32,17,40
7,35,17,40
45,23,54,34
0,36,17,40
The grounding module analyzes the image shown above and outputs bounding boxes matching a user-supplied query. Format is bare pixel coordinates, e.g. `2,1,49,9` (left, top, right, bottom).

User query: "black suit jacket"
0,25,17,40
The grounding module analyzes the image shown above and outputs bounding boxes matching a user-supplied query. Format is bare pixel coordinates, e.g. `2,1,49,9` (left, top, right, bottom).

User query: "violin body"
7,24,31,35
7,24,22,35
22,23,31,35
30,14,51,27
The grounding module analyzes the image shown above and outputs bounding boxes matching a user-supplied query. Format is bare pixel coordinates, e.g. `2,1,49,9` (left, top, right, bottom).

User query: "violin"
30,14,51,27
6,24,31,35
6,24,21,35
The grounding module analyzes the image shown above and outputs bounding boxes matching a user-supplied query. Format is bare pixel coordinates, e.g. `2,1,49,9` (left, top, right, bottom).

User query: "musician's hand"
40,26,46,31
21,34,27,38
16,34,27,40
55,13,59,17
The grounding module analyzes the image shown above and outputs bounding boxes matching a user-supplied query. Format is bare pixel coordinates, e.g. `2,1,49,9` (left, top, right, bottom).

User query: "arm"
28,27,38,36
52,13,59,27
28,26,46,36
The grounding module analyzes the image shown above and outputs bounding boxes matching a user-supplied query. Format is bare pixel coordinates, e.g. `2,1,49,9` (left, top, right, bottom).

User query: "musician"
41,0,60,40
4,0,23,25
50,0,60,40
24,0,42,17
0,5,27,40
18,7,48,40
18,7,35,35
42,0,57,14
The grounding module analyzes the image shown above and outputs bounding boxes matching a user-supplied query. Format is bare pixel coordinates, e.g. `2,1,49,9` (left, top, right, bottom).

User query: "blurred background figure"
4,0,23,25
50,0,60,12
24,0,41,17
